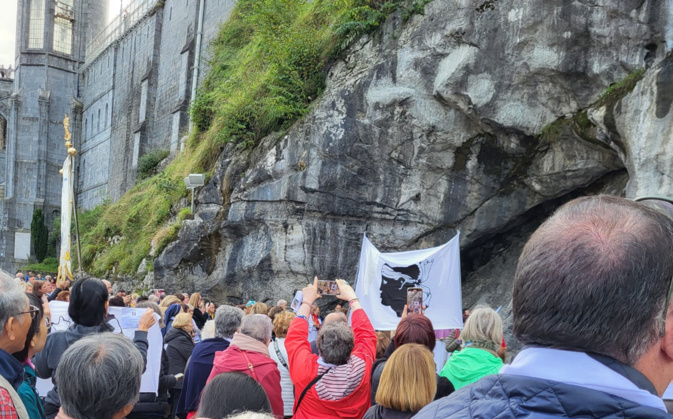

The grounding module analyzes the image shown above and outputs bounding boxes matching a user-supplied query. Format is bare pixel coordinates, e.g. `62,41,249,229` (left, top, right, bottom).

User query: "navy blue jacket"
0,348,23,391
176,337,230,415
413,374,673,418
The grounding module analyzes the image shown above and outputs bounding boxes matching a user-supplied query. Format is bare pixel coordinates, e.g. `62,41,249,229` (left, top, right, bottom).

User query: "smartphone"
407,287,423,314
317,280,340,296
175,373,184,380
291,291,303,313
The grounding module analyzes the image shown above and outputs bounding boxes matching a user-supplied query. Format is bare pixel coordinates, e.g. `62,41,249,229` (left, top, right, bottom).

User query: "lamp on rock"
184,174,205,214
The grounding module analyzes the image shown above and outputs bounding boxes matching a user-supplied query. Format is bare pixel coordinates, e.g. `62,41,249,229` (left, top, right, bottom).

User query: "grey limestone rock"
152,0,670,324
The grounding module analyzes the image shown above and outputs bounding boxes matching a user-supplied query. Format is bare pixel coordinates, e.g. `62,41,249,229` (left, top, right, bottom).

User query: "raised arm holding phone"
286,276,376,419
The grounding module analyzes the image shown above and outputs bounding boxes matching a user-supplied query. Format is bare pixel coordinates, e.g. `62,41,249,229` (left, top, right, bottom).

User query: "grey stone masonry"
0,0,107,273
79,0,237,208
1,0,237,273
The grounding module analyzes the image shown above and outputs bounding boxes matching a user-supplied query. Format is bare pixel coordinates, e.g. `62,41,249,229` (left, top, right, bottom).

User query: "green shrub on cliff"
192,0,427,148
80,0,431,277
138,149,170,180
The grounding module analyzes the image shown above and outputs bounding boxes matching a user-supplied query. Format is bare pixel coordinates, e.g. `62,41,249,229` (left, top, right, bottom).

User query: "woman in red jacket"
207,314,284,418
286,278,377,419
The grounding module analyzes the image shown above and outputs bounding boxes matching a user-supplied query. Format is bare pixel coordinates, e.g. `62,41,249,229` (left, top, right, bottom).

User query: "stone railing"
84,0,159,67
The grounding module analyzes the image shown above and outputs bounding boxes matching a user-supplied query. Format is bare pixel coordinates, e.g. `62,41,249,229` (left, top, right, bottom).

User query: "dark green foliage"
137,149,170,180
31,209,48,263
46,216,60,258
333,4,394,53
189,91,215,133
22,257,59,275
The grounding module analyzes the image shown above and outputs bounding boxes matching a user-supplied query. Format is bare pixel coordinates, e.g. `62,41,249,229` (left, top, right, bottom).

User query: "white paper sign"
37,304,163,396
108,307,163,395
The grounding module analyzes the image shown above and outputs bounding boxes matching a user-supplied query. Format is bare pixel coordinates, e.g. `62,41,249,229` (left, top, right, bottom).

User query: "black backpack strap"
294,369,330,414
273,339,289,370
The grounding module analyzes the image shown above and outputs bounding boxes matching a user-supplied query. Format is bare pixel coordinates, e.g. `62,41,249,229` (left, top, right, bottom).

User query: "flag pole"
70,155,83,278
62,114,82,279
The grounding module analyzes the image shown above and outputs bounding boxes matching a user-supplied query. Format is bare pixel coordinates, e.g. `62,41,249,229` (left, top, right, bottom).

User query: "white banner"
354,233,463,330
57,156,74,284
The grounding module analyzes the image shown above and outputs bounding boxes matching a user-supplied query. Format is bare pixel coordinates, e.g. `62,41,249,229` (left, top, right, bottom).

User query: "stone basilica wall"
78,0,236,209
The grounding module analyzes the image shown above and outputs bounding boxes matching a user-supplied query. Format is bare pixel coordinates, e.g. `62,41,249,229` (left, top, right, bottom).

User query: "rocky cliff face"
151,0,672,342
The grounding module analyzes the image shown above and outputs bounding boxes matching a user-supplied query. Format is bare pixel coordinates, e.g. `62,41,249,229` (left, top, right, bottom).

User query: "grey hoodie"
34,321,148,408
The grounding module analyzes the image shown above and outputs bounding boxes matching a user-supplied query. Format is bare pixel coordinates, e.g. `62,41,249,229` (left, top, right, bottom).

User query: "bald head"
513,195,673,365
324,312,347,326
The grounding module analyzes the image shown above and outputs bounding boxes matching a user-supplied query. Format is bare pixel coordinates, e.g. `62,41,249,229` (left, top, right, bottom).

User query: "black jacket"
164,328,194,390
364,405,415,419
413,374,673,418
128,349,177,418
35,322,148,408
47,288,64,302
192,309,208,330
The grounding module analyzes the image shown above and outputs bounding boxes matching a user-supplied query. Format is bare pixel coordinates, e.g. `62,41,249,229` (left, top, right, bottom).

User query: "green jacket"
439,346,503,390
17,364,45,419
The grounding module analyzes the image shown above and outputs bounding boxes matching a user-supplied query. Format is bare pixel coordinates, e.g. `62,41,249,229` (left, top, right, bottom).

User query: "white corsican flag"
57,156,74,284
354,232,463,330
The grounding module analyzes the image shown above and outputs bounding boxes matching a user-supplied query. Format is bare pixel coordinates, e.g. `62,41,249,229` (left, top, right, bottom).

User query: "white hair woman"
439,306,504,390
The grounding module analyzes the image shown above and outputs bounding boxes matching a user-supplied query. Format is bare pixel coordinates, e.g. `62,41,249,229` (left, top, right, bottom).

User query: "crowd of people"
2,195,673,418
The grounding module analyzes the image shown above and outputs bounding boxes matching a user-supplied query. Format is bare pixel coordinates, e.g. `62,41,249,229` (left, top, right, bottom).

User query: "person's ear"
113,403,135,419
662,319,673,361
4,317,18,342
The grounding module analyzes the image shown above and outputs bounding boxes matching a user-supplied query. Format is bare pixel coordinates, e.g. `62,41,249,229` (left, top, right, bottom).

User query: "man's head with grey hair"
317,322,354,365
56,333,143,419
215,305,244,339
277,299,287,310
514,195,673,366
240,314,273,344
0,269,31,354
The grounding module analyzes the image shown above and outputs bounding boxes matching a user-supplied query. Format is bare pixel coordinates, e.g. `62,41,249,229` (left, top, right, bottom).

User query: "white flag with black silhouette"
354,232,463,330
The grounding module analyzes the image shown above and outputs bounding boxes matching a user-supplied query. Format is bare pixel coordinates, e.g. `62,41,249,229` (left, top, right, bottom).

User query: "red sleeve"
0,389,19,419
350,309,377,364
285,317,318,388
260,367,284,419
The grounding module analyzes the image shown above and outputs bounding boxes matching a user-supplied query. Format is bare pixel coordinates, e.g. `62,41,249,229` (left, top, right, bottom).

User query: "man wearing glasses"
0,270,35,418
416,195,673,418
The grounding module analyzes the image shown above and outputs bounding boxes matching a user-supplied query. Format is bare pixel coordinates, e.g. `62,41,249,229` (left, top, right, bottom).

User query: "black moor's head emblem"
380,259,433,317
